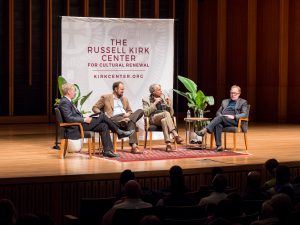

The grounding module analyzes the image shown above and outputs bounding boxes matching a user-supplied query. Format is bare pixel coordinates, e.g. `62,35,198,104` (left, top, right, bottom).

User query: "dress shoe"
196,128,207,136
117,129,134,139
166,143,172,152
175,136,184,144
103,151,118,157
131,145,142,154
215,146,223,152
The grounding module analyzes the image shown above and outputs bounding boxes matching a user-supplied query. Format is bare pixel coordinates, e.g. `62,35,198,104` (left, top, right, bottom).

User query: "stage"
0,123,300,225
0,123,299,180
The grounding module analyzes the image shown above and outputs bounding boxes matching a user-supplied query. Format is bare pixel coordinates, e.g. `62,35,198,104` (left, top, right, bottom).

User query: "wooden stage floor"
0,122,299,181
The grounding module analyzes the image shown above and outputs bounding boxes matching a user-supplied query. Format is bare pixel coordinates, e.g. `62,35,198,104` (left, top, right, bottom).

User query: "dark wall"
0,0,300,123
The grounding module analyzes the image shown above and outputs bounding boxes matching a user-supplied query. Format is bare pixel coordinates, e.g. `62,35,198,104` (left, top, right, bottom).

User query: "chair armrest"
60,122,84,139
64,214,80,225
237,118,249,130
144,117,150,130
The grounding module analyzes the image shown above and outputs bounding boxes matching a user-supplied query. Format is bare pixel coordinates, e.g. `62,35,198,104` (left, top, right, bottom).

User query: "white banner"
61,17,174,138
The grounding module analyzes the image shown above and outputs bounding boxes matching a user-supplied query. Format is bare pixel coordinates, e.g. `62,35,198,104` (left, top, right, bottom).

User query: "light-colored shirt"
113,96,126,116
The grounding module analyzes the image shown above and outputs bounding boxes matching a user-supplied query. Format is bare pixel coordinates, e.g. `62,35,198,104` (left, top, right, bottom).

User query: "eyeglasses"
230,92,240,95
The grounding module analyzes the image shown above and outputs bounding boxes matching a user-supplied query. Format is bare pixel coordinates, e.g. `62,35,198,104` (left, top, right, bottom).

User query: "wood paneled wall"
196,0,300,122
0,0,300,123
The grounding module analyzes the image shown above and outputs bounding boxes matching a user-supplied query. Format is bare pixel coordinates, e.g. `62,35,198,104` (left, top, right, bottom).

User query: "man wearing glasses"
196,85,248,151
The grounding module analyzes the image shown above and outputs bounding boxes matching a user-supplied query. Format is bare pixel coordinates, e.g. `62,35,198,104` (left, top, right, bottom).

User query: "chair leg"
210,133,214,149
224,132,227,149
233,133,237,150
92,136,95,155
113,133,117,153
244,133,248,150
59,138,68,159
144,130,148,149
88,138,92,159
136,131,139,146
149,132,153,150
121,139,124,150
173,134,178,150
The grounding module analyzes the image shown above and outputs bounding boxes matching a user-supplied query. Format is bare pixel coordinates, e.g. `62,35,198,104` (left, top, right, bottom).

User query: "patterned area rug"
85,145,248,162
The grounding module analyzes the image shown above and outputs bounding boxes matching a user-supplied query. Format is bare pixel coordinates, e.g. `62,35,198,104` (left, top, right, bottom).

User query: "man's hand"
84,116,92,123
224,115,235,120
154,97,162,105
165,95,170,105
123,112,131,118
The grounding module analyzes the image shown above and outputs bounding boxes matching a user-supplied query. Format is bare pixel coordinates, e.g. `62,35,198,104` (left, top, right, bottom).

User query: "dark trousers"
207,116,238,147
82,113,119,152
110,109,144,144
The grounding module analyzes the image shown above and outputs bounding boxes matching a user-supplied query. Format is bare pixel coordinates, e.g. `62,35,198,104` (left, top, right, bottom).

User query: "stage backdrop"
61,16,174,138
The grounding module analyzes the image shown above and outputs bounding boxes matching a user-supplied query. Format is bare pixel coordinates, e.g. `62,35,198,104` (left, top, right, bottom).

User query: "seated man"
92,81,144,154
197,85,248,151
142,84,183,151
58,83,134,158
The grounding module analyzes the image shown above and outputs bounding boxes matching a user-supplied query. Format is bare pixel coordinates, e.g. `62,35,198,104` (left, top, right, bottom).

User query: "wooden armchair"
55,108,95,159
210,105,250,151
144,116,177,150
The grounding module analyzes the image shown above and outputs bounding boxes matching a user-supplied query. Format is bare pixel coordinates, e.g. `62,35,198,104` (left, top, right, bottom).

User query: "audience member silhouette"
199,174,228,207
16,214,41,225
102,180,153,225
251,193,293,225
242,171,269,200
140,215,161,225
262,158,279,191
268,165,294,198
0,199,18,225
116,169,136,200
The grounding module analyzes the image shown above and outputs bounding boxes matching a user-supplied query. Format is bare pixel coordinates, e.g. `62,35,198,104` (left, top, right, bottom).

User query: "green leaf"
72,84,81,107
173,89,189,99
195,90,205,106
205,96,215,106
58,76,67,97
178,75,197,94
80,91,93,107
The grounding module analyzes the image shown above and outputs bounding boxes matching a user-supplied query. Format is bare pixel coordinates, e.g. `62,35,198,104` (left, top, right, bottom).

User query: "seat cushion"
222,127,238,133
148,125,163,132
83,131,95,138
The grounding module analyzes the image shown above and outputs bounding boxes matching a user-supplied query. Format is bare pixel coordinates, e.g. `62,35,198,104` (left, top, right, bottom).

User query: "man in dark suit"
197,85,248,151
58,83,134,157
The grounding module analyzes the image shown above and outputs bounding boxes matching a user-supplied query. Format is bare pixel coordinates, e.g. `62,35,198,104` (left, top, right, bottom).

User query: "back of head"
120,169,135,186
0,199,18,225
265,158,279,175
169,165,183,177
247,171,261,188
169,165,185,194
212,174,227,193
140,215,161,225
124,180,141,199
211,167,224,179
269,193,292,218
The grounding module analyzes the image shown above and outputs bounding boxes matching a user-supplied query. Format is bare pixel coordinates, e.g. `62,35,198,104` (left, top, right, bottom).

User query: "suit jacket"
142,96,174,118
216,98,248,120
92,94,132,118
216,98,249,132
58,96,84,139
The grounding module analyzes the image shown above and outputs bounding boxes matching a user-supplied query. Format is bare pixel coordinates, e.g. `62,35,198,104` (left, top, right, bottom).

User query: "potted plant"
173,75,214,128
54,76,93,115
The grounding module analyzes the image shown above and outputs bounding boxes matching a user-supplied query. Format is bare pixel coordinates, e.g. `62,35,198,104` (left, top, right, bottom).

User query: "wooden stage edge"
0,122,300,183
1,122,300,225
